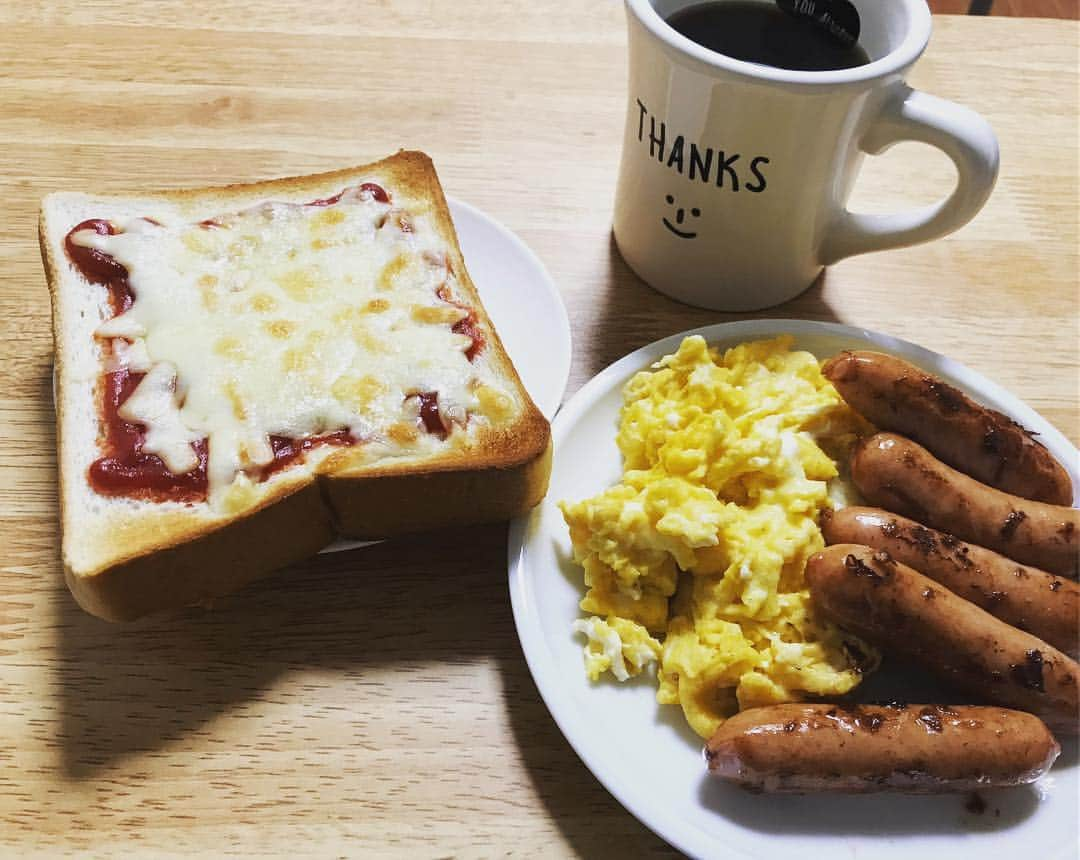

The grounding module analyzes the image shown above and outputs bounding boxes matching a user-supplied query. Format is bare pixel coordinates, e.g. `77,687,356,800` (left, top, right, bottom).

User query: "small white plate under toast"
508,319,1079,860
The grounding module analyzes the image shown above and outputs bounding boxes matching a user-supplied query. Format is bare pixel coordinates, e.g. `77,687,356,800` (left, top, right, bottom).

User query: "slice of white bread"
41,151,551,621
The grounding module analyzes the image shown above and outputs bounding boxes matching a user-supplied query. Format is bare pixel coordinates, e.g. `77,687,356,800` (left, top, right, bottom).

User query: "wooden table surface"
930,0,1078,17
1,3,1076,857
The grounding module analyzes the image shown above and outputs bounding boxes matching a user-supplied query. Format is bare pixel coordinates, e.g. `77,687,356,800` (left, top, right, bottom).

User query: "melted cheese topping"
72,187,511,505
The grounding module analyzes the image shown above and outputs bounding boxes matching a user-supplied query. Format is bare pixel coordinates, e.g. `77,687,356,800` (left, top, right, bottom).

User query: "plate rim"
507,318,1079,859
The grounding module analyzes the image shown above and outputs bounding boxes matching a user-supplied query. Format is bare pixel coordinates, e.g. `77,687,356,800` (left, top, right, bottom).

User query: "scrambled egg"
560,336,877,739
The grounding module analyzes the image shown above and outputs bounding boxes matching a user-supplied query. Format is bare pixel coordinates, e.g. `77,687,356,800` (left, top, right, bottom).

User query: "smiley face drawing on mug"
662,195,700,239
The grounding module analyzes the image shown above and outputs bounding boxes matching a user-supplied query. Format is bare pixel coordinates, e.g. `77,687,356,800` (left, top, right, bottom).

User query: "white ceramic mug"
613,0,1000,311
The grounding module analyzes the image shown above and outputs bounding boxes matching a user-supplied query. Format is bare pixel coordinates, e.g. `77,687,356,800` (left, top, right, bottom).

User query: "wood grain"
0,3,1076,857
928,0,1079,17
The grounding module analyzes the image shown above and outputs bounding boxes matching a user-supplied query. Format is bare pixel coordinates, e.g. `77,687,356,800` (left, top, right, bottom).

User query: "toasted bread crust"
42,152,551,620
66,483,336,622
328,439,552,539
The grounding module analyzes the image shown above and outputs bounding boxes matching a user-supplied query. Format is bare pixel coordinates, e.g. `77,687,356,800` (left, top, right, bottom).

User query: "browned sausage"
806,544,1080,734
706,703,1059,793
822,506,1079,656
823,350,1073,505
850,433,1079,577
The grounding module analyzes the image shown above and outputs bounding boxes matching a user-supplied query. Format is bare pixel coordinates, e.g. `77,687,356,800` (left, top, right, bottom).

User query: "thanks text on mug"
635,99,770,193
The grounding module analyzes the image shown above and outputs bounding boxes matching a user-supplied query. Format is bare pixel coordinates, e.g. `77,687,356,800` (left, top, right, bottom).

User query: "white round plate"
508,319,1079,860
323,196,571,553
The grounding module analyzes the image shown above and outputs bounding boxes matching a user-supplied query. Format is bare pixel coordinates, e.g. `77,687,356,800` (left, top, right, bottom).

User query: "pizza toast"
41,151,551,620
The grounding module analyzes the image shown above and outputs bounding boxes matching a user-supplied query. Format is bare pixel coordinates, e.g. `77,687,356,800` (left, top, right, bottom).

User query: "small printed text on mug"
635,99,769,193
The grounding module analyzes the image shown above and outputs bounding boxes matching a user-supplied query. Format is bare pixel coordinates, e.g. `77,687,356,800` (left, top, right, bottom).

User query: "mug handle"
820,86,999,265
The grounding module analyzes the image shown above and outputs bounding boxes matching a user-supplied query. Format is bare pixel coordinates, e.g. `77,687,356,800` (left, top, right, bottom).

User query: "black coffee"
666,1,870,72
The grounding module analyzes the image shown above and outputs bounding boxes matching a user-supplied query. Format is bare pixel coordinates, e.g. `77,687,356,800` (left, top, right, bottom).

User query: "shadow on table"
55,524,678,853
55,524,512,777
697,774,1045,836
497,654,681,857
585,233,845,380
